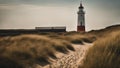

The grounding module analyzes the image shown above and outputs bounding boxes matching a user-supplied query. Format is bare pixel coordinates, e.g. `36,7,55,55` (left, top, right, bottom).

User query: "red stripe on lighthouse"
77,26,85,32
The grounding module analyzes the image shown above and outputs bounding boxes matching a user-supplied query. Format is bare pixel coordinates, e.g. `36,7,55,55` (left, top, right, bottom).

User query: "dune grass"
80,31,120,68
38,31,97,44
46,33,96,44
0,34,75,68
63,34,96,44
0,32,96,68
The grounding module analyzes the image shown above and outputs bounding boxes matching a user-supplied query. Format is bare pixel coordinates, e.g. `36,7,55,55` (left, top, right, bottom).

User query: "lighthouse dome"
79,3,84,9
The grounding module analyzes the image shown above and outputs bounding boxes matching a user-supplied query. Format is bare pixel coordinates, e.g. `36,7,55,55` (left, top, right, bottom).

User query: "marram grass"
80,31,120,68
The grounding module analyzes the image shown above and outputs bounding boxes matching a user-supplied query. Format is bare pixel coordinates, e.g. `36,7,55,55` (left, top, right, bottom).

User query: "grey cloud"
87,0,120,18
87,0,120,8
0,0,78,5
0,7,11,23
0,0,120,8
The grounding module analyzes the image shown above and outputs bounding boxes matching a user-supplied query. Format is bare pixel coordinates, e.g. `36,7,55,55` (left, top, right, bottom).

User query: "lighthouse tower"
77,2,85,32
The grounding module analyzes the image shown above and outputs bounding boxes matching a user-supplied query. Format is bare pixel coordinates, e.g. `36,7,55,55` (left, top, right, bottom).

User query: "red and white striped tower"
77,2,85,32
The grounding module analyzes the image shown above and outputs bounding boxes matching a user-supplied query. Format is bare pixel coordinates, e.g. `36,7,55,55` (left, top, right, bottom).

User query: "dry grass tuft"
80,31,120,68
0,34,74,68
63,34,96,44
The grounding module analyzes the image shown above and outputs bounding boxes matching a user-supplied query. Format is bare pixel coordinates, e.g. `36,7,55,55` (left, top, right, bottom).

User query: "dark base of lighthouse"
77,26,85,32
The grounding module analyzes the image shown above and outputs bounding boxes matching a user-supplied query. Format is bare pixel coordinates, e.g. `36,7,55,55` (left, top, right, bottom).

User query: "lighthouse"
77,2,85,32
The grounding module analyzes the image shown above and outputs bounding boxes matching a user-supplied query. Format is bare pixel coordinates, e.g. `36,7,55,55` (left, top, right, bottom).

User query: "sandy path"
37,43,92,68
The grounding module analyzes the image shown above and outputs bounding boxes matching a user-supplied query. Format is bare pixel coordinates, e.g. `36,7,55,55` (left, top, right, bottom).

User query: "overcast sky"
0,0,120,31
